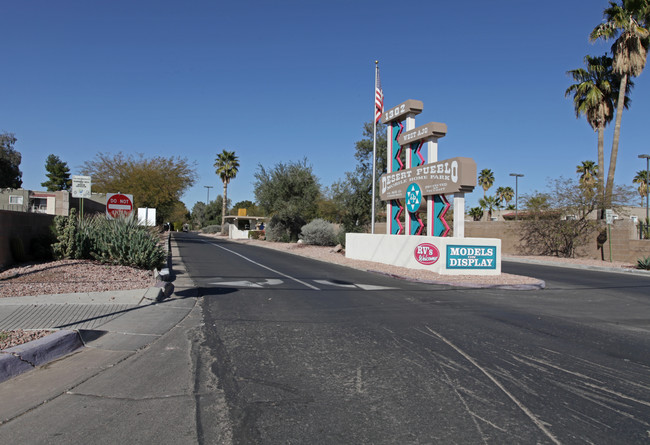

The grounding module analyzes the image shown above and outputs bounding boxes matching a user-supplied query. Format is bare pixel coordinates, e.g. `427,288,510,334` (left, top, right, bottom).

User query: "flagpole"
371,61,379,234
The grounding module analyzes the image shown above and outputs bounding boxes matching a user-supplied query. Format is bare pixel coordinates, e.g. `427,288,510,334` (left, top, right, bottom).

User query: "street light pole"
204,185,213,204
510,173,524,220
639,154,650,236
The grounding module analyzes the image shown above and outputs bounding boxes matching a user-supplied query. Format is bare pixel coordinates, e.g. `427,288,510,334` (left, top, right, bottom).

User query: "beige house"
0,188,106,216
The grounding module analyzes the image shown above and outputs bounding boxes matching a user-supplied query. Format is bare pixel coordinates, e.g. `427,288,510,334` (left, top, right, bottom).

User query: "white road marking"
355,284,396,291
313,280,356,288
206,241,320,290
313,280,396,290
210,279,284,288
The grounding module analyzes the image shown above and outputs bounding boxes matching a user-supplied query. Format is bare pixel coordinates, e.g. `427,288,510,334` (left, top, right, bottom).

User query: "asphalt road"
177,233,650,444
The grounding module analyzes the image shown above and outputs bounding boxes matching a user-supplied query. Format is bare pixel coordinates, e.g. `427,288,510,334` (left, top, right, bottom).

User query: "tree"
468,207,484,221
80,152,196,223
477,169,495,198
495,186,514,209
479,195,498,221
41,154,72,191
0,133,22,188
520,176,635,257
590,0,649,205
253,159,321,241
232,200,262,216
214,150,239,235
332,121,387,232
203,195,229,225
191,201,207,228
633,169,649,205
168,201,190,228
566,55,627,202
576,160,599,187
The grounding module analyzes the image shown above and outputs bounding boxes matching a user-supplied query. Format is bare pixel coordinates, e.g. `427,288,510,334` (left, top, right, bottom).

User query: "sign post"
106,193,134,219
71,175,92,219
605,209,613,262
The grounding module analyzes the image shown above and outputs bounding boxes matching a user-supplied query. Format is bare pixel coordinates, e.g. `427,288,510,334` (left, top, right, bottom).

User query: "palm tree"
576,160,599,186
566,55,622,201
590,0,649,206
214,150,240,235
468,206,484,221
479,195,498,221
633,169,649,205
496,186,514,209
477,169,495,198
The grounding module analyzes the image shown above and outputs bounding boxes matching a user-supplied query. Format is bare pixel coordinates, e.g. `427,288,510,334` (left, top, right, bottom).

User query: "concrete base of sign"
228,225,250,240
346,233,501,275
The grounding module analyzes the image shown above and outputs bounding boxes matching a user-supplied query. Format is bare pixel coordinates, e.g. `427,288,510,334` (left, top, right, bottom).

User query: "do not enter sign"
106,193,134,219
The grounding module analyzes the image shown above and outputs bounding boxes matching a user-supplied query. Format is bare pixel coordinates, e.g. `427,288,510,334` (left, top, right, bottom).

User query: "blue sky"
3,0,649,213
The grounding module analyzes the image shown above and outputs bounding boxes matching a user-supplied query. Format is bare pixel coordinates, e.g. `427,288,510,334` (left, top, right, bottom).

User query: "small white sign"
605,209,613,224
138,207,156,226
72,175,92,198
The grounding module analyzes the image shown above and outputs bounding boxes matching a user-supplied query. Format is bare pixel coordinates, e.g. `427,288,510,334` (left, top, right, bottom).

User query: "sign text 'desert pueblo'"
379,157,477,201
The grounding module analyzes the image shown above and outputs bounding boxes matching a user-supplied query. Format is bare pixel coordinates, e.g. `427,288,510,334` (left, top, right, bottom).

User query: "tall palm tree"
576,160,599,186
590,0,649,206
214,150,240,235
633,169,649,205
566,55,621,201
477,169,495,198
500,186,515,208
495,187,506,209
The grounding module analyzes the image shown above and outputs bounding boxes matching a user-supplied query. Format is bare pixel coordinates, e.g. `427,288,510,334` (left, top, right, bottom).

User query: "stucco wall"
374,220,649,263
0,210,55,269
465,220,649,263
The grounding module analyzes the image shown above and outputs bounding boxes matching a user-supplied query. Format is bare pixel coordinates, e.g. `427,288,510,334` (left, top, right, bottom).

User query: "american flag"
375,65,383,123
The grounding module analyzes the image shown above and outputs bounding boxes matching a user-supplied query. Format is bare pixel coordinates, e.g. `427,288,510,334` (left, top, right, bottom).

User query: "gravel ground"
0,259,154,350
0,259,154,299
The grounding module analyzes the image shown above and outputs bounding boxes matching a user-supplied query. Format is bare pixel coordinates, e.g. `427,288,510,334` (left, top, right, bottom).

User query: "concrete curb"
0,330,84,383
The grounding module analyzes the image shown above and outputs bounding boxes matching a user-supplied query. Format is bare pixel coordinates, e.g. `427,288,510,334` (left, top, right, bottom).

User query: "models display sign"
379,157,477,201
446,245,497,269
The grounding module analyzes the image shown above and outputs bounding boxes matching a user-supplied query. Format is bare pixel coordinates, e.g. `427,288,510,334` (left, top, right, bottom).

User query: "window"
9,195,23,205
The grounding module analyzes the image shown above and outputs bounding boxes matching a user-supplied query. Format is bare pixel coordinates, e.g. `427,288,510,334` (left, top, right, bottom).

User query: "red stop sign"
106,193,133,219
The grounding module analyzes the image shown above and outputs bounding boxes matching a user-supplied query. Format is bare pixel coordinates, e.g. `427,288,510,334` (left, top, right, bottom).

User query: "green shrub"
53,208,80,259
202,225,221,233
52,211,165,270
265,217,291,243
9,237,26,263
248,230,265,240
86,216,166,269
300,219,337,246
637,256,650,270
